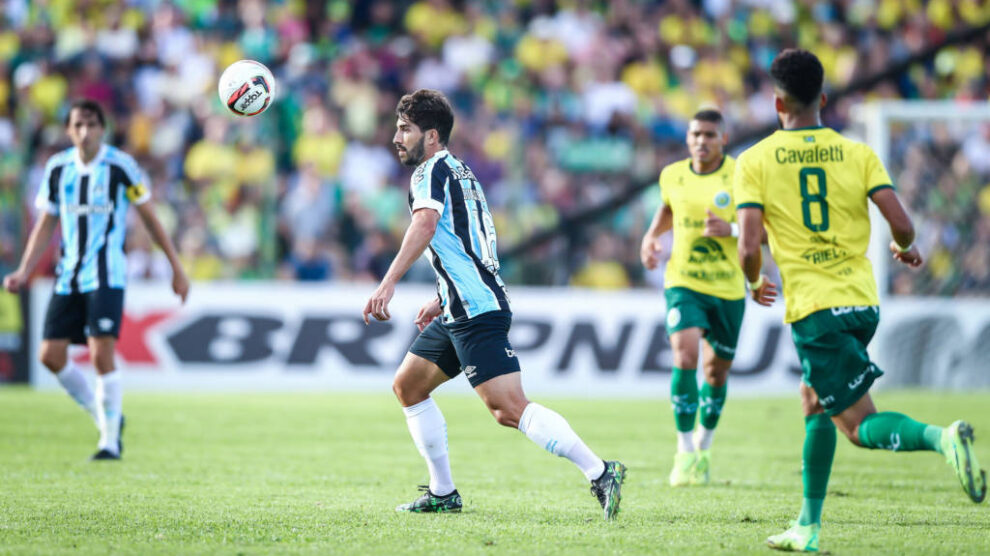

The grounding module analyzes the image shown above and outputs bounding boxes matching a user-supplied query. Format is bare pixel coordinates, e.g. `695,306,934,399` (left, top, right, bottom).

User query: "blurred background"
0,0,989,389
1,0,987,291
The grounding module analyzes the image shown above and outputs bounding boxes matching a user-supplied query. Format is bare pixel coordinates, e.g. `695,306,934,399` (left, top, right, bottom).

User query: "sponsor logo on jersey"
687,237,728,264
504,348,516,358
65,203,115,215
462,365,477,378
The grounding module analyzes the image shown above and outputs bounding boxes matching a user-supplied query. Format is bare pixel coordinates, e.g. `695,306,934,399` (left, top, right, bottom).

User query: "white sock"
403,398,455,496
697,426,716,451
54,364,100,427
677,431,695,453
97,370,123,454
517,402,605,481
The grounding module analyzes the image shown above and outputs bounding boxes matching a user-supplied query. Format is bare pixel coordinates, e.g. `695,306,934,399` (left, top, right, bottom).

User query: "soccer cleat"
396,486,462,513
669,451,697,487
90,449,120,461
590,460,627,521
767,521,820,552
691,449,711,485
941,421,987,503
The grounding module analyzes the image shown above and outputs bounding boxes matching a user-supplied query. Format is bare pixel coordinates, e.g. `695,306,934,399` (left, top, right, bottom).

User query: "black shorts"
43,288,125,345
409,310,521,388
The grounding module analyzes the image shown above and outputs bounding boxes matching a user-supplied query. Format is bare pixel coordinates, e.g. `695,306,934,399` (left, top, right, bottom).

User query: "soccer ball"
218,60,276,117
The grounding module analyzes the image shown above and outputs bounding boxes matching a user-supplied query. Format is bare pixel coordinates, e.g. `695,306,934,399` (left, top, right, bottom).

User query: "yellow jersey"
733,127,893,323
660,156,745,300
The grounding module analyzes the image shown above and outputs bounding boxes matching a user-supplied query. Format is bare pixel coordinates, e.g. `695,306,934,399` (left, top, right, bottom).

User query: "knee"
673,348,698,370
703,365,729,387
39,350,65,373
491,407,522,429
392,377,427,407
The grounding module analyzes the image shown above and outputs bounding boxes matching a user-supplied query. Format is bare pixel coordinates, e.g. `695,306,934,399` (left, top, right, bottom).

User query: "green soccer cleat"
669,451,697,487
691,449,711,486
590,460,627,521
767,521,820,552
940,421,987,503
395,486,462,513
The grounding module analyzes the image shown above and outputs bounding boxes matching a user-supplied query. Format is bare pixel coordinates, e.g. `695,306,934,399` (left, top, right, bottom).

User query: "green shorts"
791,306,885,416
664,287,745,360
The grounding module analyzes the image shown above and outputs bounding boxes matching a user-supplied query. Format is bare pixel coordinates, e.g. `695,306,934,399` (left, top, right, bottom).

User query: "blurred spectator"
0,0,987,294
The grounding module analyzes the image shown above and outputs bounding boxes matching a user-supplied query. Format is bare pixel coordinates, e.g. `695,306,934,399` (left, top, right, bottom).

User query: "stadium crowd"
1,0,988,294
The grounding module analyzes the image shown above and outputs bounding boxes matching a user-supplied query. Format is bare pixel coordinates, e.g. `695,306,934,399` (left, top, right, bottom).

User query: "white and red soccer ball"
218,60,276,117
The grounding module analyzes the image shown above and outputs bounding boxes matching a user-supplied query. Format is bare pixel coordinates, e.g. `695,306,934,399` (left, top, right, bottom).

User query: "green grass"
0,388,988,555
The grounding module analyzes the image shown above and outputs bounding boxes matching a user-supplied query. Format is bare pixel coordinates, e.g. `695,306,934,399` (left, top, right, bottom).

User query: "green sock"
858,412,942,452
670,367,698,433
799,413,836,526
699,382,727,430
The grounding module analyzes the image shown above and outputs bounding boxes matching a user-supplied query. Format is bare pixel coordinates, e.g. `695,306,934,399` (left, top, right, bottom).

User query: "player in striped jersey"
363,89,625,520
3,100,188,461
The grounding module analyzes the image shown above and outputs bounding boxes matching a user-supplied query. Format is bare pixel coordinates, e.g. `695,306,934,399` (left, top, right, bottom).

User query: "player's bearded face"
394,117,426,166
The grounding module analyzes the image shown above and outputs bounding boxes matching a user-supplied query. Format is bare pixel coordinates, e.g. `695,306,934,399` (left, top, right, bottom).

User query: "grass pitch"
0,388,988,555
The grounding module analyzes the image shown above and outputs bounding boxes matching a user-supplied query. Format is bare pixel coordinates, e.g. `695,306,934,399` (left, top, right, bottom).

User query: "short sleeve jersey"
408,149,510,323
660,156,744,300
35,144,151,294
733,127,893,323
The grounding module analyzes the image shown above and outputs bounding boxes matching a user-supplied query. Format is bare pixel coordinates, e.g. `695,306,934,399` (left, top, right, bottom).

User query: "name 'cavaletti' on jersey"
733,127,894,323
660,156,744,300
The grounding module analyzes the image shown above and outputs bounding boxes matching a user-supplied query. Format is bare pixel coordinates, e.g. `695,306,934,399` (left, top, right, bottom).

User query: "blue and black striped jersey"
408,149,510,322
35,144,151,295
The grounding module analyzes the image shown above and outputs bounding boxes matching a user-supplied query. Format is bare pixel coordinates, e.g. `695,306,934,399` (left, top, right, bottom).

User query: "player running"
3,100,189,461
363,89,626,520
640,110,743,487
734,49,986,552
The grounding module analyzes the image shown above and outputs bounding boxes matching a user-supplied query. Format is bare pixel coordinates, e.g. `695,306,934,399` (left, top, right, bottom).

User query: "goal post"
849,100,990,299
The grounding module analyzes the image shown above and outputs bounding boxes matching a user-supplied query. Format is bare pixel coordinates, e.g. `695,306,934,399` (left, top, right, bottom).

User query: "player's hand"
363,281,395,324
703,210,732,237
414,297,442,332
640,235,663,270
889,241,923,268
2,271,25,294
749,274,778,306
172,270,190,304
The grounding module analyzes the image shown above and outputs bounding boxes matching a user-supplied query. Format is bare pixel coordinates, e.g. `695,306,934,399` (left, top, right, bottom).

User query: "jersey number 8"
799,167,829,232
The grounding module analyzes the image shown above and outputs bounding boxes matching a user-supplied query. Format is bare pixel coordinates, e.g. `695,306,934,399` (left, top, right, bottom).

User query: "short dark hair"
396,89,454,145
692,109,724,128
769,49,824,107
64,99,106,127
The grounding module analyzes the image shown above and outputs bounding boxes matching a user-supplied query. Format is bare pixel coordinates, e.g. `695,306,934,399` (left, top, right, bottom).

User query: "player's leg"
85,288,126,460
832,391,986,502
41,293,100,427
668,326,701,486
767,382,832,552
473,372,625,520
89,335,124,460
693,342,731,485
394,321,461,512
461,311,624,520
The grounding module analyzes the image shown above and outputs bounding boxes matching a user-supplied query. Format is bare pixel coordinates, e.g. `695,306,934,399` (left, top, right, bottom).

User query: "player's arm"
870,188,922,267
363,208,440,324
2,212,59,293
737,207,777,306
640,204,672,270
134,202,190,303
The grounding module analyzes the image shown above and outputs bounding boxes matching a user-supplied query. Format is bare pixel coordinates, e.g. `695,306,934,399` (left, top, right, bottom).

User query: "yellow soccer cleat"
767,521,820,553
669,451,697,487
